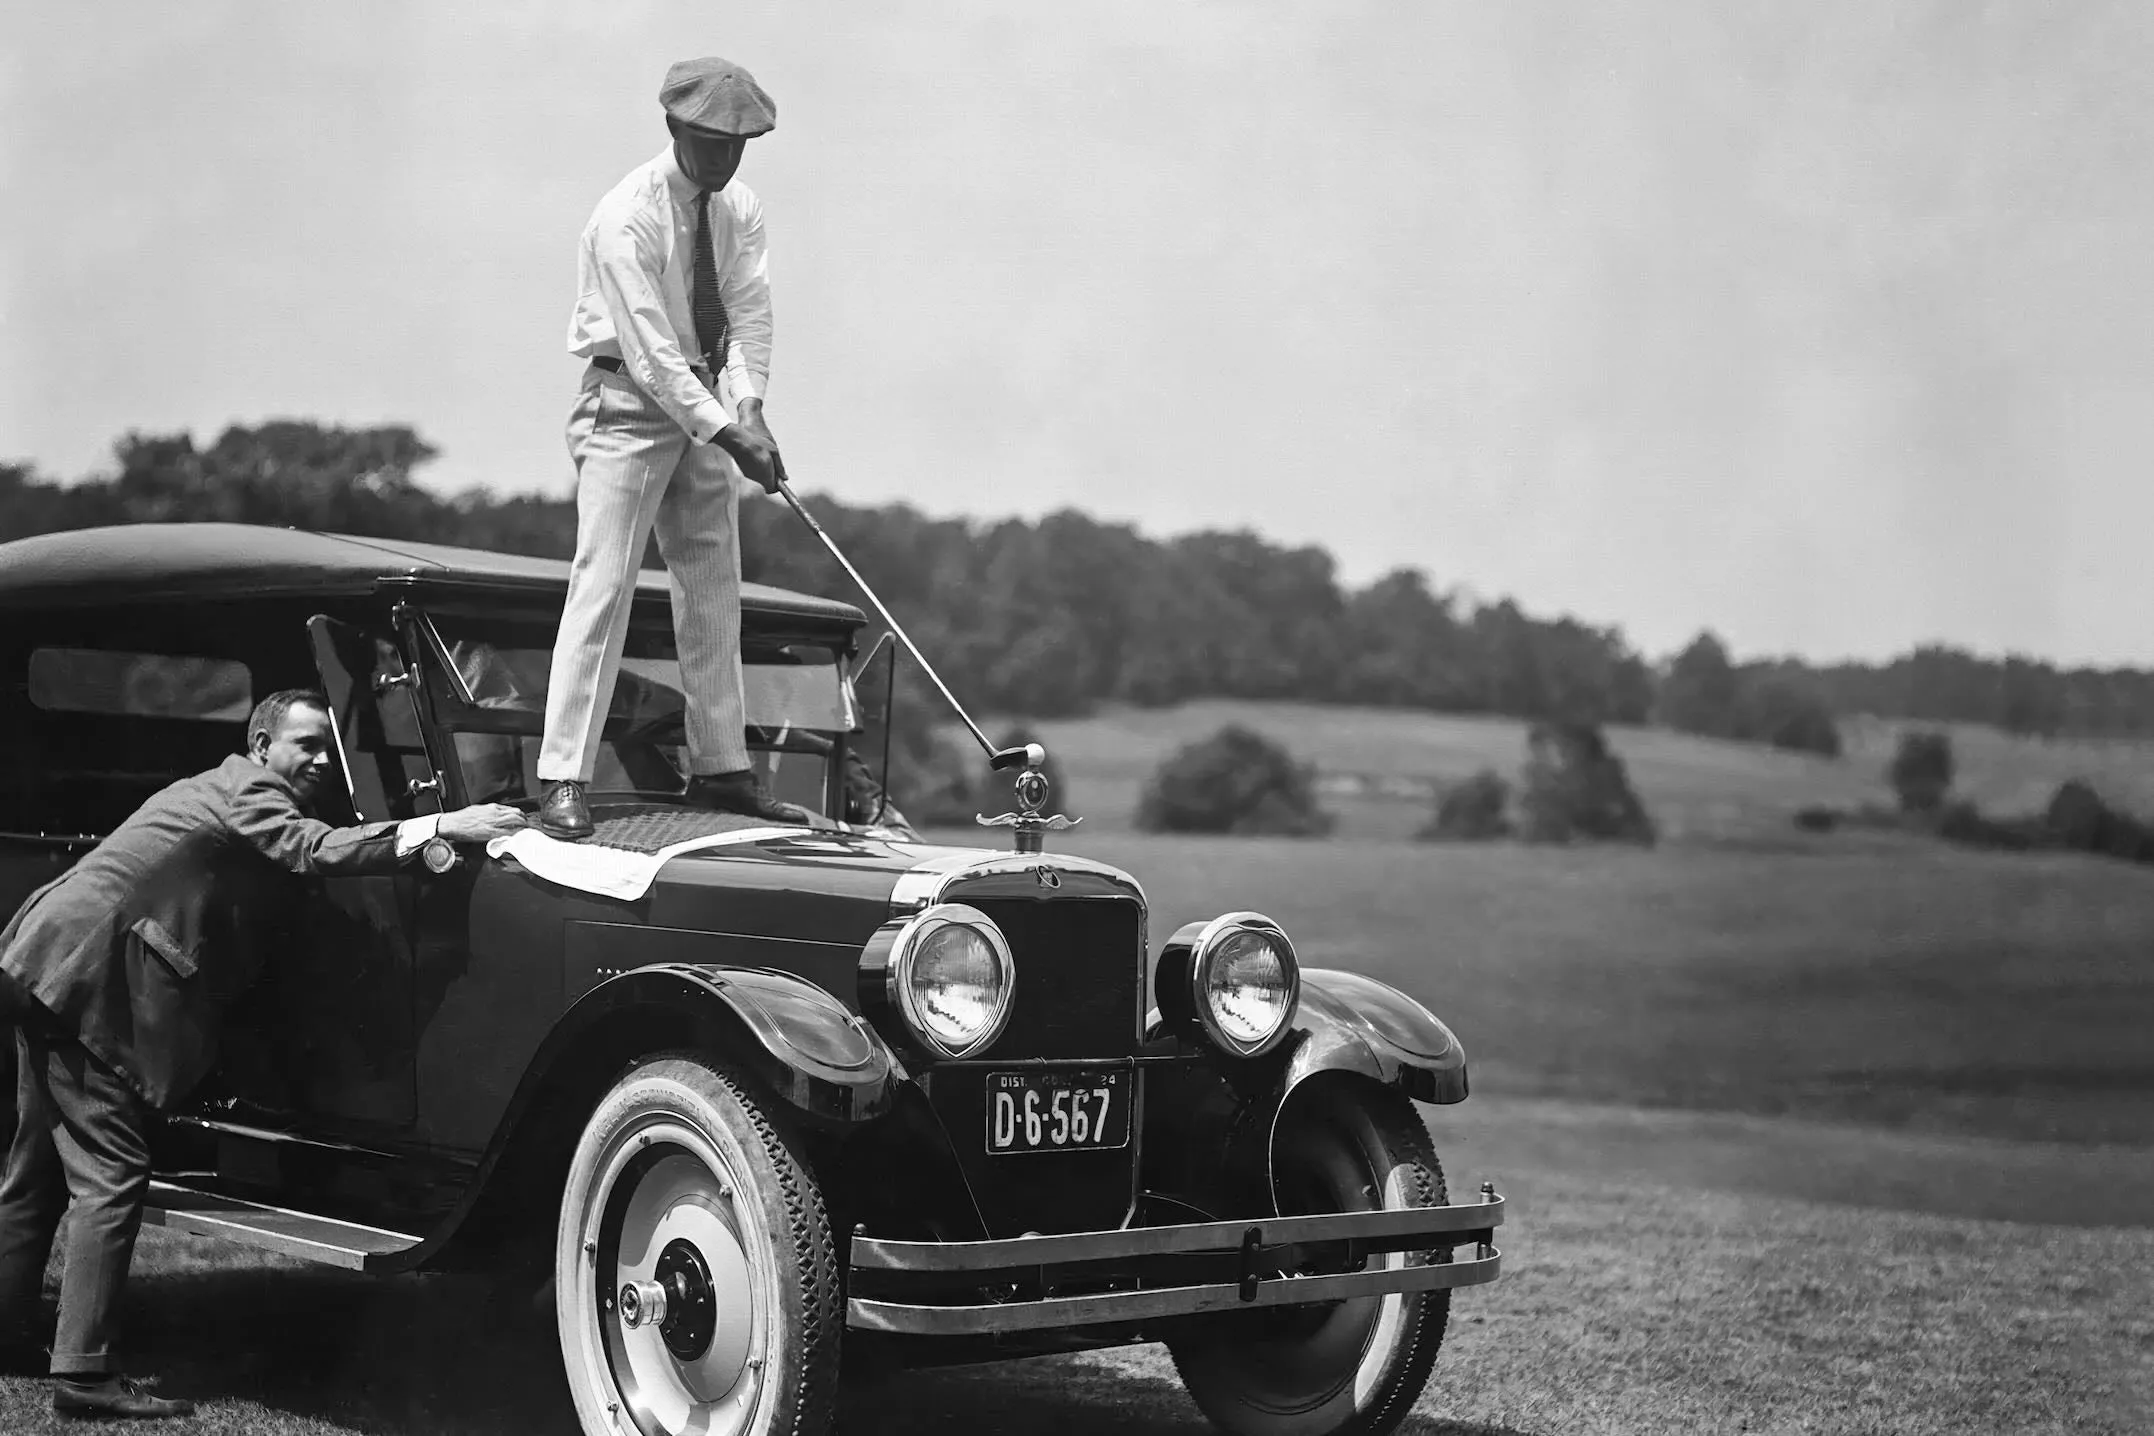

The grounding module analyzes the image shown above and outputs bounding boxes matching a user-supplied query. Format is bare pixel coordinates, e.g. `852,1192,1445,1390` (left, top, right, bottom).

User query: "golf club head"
990,743,1045,772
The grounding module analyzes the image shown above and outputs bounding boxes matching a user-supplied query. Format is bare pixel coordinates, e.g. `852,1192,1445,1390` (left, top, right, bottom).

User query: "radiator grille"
918,891,1147,1236
961,896,1145,1061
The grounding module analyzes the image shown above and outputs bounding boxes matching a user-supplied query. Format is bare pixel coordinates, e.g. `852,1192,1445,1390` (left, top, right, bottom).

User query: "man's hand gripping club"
713,397,786,494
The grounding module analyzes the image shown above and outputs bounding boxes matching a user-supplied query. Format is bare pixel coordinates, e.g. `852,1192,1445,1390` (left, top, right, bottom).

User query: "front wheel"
1169,1080,1451,1436
555,1056,841,1436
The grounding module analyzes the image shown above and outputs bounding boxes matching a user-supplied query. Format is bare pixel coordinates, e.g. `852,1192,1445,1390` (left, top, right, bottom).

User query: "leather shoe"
682,770,810,824
537,779,594,840
53,1373,195,1418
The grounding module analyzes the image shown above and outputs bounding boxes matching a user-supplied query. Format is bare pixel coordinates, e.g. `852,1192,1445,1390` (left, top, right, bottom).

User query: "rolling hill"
972,700,2154,843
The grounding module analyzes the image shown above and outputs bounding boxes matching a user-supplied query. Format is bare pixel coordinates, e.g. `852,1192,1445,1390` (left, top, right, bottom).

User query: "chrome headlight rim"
887,902,1016,1061
1185,910,1300,1059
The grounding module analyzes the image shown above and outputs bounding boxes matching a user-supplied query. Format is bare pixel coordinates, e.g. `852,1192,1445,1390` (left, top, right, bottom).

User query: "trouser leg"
0,1028,64,1344
539,368,691,784
653,441,750,776
39,1035,151,1378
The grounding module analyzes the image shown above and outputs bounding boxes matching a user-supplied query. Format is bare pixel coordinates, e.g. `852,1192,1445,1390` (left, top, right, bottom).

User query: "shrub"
1887,730,1955,812
1739,680,1843,757
2045,780,2154,863
1135,724,1334,837
1517,721,1656,845
1418,768,1512,842
1935,800,2040,851
1792,805,1843,832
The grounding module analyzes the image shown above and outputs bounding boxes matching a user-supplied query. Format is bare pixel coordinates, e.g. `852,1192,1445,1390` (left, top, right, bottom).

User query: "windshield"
421,614,855,810
428,617,856,737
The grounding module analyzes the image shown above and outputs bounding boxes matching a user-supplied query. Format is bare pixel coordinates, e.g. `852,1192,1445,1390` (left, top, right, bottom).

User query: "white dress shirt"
565,147,774,445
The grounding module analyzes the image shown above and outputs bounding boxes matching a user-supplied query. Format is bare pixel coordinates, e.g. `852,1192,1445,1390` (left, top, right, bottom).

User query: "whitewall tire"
555,1057,840,1436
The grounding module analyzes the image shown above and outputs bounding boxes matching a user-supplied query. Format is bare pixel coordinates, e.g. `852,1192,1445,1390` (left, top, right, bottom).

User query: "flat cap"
660,57,776,138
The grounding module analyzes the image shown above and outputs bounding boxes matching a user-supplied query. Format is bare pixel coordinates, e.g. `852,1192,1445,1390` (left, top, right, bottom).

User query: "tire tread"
649,1057,842,1436
1170,1080,1454,1436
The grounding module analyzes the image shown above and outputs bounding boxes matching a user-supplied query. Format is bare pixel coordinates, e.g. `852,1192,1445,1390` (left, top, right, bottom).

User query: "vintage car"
0,522,1504,1436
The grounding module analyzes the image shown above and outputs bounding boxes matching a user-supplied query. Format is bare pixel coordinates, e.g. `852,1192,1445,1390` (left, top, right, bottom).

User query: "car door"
210,612,439,1130
321,603,555,1157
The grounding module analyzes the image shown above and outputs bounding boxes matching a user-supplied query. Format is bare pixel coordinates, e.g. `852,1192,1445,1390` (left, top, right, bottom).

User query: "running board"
143,1179,423,1271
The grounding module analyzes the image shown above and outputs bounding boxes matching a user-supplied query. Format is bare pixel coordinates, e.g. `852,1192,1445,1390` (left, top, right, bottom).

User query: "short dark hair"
247,688,330,748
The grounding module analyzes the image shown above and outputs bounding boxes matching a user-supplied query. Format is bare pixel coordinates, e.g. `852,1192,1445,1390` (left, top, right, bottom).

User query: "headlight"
862,903,1015,1059
1157,912,1300,1057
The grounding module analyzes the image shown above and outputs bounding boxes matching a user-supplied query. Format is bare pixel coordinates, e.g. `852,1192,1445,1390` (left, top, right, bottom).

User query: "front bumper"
846,1188,1505,1336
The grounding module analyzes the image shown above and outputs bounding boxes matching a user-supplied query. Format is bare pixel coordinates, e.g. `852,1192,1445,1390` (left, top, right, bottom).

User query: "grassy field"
1004,829,2154,1152
4,703,2149,1432
1,1152,2145,1435
992,700,2154,843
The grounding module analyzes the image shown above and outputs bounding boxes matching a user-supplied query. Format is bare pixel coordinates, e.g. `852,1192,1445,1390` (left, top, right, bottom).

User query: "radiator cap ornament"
976,743,1081,854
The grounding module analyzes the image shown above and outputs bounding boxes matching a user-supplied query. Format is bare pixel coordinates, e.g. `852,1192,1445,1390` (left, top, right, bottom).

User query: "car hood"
639,830,1144,951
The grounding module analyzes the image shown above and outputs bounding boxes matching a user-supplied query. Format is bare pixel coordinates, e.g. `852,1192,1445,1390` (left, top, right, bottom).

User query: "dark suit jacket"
0,754,411,1109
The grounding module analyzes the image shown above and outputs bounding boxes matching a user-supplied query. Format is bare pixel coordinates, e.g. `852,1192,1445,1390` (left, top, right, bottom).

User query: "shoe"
682,770,810,824
52,1373,195,1418
536,780,594,840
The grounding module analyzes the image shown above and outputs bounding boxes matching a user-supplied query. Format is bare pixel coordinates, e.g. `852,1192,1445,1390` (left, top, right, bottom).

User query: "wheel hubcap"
652,1238,718,1361
589,1136,764,1436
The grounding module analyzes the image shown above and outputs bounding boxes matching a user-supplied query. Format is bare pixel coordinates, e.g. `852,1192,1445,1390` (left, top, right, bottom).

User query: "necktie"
692,189,729,377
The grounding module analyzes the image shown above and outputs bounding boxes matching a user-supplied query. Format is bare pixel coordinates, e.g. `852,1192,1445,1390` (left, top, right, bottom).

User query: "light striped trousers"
538,362,750,784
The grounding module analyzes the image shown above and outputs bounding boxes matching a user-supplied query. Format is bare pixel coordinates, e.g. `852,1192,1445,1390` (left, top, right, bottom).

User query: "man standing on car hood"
0,690,525,1418
538,55,809,840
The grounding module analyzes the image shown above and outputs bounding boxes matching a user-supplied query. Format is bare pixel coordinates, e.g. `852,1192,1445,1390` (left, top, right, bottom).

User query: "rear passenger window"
28,648,253,722
3,607,302,837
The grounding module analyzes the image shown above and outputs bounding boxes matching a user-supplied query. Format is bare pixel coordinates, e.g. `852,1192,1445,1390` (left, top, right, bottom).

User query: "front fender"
1285,968,1468,1107
568,963,906,1124
374,964,905,1273
1140,970,1469,1222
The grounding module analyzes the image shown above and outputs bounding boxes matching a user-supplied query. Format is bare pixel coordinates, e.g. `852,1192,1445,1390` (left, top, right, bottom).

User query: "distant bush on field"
1935,800,2041,851
1888,730,1955,812
1136,724,1334,837
1792,774,2154,867
1418,768,1513,842
2044,779,2154,863
1518,721,1656,845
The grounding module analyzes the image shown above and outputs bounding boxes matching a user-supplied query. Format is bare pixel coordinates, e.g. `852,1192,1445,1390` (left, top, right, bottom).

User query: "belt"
590,354,715,383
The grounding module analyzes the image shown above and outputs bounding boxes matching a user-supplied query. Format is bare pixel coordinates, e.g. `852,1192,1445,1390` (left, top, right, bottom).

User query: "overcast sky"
4,2,2150,667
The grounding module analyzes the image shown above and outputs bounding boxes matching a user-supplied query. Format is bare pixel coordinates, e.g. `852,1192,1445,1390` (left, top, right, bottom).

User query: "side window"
4,632,262,836
28,648,253,721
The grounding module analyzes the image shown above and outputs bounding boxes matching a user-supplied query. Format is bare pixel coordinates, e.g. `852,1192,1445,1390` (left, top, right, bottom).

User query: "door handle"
407,776,442,798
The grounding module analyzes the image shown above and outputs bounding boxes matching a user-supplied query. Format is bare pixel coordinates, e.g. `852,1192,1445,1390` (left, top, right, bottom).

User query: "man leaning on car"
0,688,526,1419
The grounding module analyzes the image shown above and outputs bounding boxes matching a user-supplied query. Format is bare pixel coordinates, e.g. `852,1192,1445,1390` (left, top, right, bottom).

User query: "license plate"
985,1068,1131,1154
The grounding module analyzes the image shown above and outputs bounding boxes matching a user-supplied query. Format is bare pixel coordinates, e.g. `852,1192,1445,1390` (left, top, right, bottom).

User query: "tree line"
4,421,2150,739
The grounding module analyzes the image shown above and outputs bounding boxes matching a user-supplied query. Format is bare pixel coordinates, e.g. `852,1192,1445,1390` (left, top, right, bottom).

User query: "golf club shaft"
773,478,998,761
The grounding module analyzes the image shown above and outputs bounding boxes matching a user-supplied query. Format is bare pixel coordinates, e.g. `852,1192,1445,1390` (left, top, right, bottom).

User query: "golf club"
773,477,1034,771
